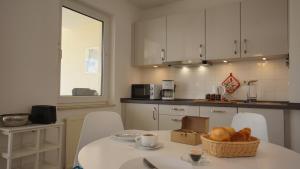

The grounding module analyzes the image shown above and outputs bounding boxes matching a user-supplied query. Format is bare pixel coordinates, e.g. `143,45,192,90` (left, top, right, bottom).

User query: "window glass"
61,7,103,96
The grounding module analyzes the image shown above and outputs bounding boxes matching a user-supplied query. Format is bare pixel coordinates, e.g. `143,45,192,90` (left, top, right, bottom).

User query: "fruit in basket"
209,127,231,141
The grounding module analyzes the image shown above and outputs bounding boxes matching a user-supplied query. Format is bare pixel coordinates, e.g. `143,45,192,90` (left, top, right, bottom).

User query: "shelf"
2,146,37,159
39,143,59,153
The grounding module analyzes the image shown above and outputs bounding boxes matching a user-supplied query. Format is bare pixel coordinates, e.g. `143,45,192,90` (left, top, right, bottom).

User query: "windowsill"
57,101,115,111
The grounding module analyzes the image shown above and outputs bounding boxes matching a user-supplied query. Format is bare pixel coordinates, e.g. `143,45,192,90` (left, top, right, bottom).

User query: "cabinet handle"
234,40,238,55
153,107,157,120
160,49,166,62
211,109,226,113
172,108,185,111
171,118,182,122
199,44,203,58
243,39,247,54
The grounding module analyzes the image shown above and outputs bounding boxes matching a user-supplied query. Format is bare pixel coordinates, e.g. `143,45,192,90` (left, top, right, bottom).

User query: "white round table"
78,130,300,169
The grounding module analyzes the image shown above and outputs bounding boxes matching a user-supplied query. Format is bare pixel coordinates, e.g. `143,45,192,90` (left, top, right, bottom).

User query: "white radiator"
65,115,85,169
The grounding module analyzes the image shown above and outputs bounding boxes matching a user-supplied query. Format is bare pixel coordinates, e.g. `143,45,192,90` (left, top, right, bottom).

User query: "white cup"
135,134,158,147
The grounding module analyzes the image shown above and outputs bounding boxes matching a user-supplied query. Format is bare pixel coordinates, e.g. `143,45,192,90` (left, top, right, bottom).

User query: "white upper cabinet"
134,17,167,65
241,0,288,57
206,2,241,60
166,11,205,62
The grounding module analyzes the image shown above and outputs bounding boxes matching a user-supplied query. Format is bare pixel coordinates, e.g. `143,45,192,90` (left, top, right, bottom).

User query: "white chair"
73,111,124,168
231,112,269,142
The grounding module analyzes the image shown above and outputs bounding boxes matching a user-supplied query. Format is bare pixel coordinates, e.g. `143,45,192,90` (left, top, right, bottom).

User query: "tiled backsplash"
140,59,289,101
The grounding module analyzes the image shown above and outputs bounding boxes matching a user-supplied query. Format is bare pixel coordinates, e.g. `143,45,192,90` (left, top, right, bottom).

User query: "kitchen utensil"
143,158,158,169
0,113,30,127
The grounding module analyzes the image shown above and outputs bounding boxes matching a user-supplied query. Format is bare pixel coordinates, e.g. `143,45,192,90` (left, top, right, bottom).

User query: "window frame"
58,0,111,104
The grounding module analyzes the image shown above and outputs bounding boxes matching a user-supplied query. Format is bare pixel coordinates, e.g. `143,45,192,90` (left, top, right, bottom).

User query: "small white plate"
112,131,141,142
135,140,163,150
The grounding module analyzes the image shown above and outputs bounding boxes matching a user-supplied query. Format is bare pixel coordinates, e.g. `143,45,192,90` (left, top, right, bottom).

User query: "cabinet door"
159,115,184,130
167,11,205,62
134,17,167,65
241,0,288,57
200,107,237,130
206,2,241,60
125,103,159,130
238,108,284,146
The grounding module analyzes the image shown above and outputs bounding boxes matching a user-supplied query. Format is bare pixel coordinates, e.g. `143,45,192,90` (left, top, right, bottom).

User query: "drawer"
200,106,237,130
159,115,184,130
159,105,199,116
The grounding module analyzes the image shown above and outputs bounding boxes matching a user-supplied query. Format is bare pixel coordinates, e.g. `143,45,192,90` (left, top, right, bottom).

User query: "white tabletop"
78,130,300,169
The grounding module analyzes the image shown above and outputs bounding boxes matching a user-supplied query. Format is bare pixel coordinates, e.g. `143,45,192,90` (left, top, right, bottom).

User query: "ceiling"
127,0,181,9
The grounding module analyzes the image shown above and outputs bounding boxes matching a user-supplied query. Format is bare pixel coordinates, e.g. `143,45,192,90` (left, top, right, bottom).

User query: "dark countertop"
120,98,300,110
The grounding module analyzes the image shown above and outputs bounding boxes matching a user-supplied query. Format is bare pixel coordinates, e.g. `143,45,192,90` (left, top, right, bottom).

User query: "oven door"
131,84,150,99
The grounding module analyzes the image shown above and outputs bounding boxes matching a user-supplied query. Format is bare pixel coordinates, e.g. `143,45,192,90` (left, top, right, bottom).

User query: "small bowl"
0,113,30,127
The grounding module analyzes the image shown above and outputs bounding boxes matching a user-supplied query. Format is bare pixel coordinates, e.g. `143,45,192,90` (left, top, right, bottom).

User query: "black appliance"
131,84,161,100
30,105,57,124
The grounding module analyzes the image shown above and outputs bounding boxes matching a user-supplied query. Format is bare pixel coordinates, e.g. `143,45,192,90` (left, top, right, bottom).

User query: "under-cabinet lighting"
153,65,159,68
262,57,267,61
223,60,228,63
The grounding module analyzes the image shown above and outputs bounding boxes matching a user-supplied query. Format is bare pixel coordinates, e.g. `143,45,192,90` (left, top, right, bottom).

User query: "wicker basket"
201,134,260,158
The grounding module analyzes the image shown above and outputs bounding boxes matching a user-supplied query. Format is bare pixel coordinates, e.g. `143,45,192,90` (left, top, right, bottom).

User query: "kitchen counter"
120,98,300,110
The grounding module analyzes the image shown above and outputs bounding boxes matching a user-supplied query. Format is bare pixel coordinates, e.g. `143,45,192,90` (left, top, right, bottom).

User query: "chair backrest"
74,111,124,167
231,112,269,142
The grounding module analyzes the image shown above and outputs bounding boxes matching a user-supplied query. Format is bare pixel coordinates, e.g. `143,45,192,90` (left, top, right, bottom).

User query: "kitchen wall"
288,0,300,153
141,59,289,101
0,0,61,114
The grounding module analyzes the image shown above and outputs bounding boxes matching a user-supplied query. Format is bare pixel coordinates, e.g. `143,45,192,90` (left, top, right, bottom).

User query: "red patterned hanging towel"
222,73,240,94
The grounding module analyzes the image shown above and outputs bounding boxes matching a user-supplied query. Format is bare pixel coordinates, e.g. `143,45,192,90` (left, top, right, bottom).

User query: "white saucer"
135,140,163,150
112,131,141,142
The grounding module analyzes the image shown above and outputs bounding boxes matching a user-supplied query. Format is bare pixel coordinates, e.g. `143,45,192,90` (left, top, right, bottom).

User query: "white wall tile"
140,59,288,101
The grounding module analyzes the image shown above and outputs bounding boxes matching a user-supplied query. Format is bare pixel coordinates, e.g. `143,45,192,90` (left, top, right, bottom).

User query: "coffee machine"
161,80,175,100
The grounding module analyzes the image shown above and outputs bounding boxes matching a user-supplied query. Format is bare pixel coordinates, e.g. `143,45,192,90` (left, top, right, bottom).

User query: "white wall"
0,0,141,167
288,0,300,153
141,59,289,101
0,0,61,114
0,0,141,115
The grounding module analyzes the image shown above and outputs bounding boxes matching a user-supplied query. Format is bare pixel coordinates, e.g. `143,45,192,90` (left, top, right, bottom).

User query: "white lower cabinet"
238,108,285,146
159,105,199,130
125,103,159,130
200,106,238,130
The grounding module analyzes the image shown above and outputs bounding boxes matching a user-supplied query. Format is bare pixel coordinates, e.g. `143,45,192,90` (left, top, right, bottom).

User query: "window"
60,1,110,103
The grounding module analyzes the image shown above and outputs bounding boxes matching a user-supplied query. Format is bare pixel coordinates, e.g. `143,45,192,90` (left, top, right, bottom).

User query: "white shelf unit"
0,123,63,169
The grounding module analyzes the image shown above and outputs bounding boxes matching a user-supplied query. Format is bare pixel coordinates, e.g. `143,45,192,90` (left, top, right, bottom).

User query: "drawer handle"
211,110,226,113
171,119,182,122
172,108,185,111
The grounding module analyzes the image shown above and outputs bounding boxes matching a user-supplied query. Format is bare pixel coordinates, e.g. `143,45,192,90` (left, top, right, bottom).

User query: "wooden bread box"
171,116,209,145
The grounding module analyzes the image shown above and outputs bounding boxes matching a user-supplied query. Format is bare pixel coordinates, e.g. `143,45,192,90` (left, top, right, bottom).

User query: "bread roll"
209,127,231,141
231,128,252,142
224,127,236,136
